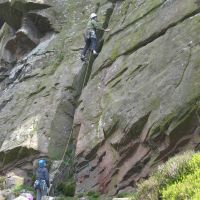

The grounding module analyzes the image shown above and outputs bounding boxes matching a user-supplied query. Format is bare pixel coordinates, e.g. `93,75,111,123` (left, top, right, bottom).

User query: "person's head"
38,159,46,168
90,13,97,20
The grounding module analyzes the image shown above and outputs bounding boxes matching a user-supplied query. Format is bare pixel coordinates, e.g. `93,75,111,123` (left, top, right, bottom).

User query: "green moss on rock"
0,176,5,190
57,180,76,197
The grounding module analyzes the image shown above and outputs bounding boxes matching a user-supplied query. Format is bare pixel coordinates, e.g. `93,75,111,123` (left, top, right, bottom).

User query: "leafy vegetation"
77,191,101,200
12,184,35,196
117,192,134,198
57,180,76,197
161,153,200,200
0,176,5,190
128,151,200,200
87,191,100,200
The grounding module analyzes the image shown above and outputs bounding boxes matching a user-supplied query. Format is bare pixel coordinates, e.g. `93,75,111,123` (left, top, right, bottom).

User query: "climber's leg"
91,37,98,55
81,38,91,61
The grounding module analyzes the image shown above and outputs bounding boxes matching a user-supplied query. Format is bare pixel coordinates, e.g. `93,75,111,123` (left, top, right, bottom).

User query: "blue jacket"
36,167,50,187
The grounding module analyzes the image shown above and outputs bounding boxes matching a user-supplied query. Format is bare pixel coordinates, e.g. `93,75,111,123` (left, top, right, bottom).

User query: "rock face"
74,0,200,196
0,0,97,180
0,0,200,197
0,0,114,193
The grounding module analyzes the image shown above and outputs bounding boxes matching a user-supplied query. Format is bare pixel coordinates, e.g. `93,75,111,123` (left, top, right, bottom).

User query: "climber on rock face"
81,13,110,61
34,159,50,200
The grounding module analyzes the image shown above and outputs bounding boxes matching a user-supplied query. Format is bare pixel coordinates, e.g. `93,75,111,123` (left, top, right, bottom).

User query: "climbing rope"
54,52,93,174
81,51,93,90
49,51,95,195
49,126,74,191
54,48,94,168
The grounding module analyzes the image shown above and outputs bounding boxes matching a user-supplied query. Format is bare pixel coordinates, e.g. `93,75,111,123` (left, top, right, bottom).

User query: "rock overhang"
0,0,54,63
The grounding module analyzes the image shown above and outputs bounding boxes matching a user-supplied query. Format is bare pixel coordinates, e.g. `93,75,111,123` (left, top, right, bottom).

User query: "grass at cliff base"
127,151,200,200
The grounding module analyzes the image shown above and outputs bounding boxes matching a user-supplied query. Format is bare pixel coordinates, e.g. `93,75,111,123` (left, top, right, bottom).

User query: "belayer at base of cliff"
34,159,50,200
81,13,110,61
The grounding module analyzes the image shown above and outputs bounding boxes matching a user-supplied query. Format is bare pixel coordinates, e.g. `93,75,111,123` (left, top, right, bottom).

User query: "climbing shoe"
81,55,85,61
92,50,98,55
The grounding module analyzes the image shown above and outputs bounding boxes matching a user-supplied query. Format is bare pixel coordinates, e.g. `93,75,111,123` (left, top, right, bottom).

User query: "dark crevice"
125,63,149,82
104,119,119,139
115,181,135,196
118,140,140,158
11,1,51,12
110,79,121,88
106,67,128,86
19,73,38,82
95,2,101,14
0,1,54,64
81,53,96,89
98,151,106,164
85,145,100,161
5,30,37,62
28,13,54,36
110,168,119,178
114,112,151,149
152,109,199,165
122,156,150,182
99,168,105,174
27,86,46,98
0,17,4,29
0,146,39,173
0,2,22,30
196,110,200,125
103,5,115,30
76,162,89,173
90,164,97,172
120,0,132,25
0,96,13,112
0,1,50,30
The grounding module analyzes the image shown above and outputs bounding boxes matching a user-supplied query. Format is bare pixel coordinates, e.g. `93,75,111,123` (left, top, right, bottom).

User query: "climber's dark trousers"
82,37,97,57
91,37,97,52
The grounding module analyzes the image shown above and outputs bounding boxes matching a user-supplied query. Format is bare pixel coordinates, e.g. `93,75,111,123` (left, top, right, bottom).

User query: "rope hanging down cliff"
49,125,74,194
49,51,95,191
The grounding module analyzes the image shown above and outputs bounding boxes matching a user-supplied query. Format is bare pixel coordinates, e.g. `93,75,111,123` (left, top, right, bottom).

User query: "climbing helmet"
38,159,46,168
90,13,97,19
